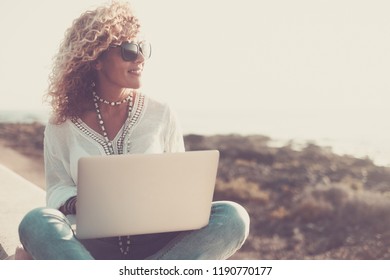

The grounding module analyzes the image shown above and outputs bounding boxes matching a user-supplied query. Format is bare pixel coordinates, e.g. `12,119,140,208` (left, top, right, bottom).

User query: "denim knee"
18,207,93,260
213,201,250,244
18,207,66,243
19,207,44,239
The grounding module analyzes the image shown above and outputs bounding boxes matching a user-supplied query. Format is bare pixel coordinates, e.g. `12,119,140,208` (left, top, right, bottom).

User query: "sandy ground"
0,140,45,189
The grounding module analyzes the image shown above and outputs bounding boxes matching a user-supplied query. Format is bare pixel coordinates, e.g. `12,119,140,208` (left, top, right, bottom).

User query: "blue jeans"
18,201,250,260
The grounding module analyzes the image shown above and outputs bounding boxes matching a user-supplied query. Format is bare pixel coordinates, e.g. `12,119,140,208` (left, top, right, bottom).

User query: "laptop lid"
75,150,219,239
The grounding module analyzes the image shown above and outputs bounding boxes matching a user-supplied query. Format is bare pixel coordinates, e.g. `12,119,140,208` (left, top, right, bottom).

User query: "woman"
18,1,250,260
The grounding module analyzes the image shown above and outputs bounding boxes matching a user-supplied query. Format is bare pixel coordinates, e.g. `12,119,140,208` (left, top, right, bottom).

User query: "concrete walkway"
0,164,45,259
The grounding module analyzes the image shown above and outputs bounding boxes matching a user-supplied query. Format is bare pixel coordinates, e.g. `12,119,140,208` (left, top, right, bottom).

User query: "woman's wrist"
60,196,77,215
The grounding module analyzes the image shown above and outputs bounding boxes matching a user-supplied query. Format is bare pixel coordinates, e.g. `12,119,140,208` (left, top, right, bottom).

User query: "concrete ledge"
0,164,45,258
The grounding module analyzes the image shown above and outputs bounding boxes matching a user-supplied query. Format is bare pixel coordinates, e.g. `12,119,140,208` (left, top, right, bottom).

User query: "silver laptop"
75,150,219,239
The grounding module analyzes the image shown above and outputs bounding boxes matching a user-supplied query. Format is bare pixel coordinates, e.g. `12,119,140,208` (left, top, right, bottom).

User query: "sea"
0,109,389,167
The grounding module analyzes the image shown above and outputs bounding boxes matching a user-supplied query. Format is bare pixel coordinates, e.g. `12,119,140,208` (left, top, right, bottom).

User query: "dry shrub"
215,177,269,202
340,175,365,191
285,184,390,257
270,206,289,219
292,184,390,231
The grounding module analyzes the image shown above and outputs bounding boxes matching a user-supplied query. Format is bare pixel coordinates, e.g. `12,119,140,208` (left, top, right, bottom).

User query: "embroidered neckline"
72,93,146,154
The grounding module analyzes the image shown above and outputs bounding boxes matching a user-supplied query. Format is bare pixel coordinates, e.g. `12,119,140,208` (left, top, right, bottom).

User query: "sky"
0,0,390,143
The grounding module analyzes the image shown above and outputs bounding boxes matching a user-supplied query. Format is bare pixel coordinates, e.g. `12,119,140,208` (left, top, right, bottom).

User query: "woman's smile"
128,67,142,76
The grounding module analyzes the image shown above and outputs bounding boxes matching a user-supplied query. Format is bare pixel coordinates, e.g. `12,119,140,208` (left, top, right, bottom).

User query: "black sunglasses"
110,41,152,62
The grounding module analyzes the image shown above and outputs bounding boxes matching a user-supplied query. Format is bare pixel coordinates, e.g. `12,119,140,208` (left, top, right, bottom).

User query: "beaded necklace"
93,92,133,155
92,91,133,255
93,91,131,106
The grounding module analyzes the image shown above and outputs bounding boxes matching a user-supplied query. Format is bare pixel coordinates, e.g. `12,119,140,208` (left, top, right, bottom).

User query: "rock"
0,164,45,257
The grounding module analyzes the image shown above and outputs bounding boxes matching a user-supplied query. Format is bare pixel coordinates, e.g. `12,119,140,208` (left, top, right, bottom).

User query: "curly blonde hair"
46,1,140,124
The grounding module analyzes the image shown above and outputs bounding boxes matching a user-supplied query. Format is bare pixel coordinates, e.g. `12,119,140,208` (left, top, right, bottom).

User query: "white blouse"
44,93,185,209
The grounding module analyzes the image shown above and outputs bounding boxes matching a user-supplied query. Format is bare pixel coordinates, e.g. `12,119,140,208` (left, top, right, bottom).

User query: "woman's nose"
134,52,145,64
